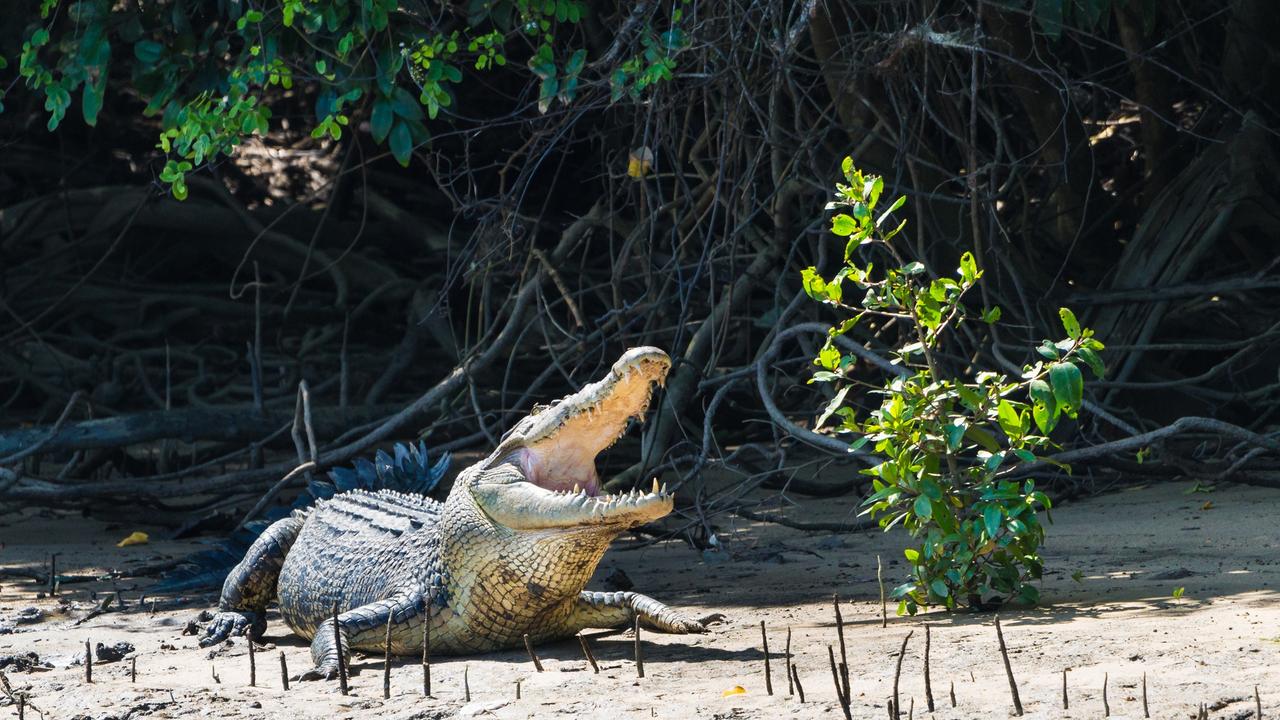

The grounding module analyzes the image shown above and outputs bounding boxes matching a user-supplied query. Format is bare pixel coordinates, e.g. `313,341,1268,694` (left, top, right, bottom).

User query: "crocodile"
200,347,714,679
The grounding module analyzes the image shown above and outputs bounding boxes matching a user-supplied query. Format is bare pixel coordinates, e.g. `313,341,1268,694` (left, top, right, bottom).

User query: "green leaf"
930,579,950,599
370,98,393,144
1058,307,1081,339
801,267,826,302
388,121,413,167
565,48,586,76
82,77,105,126
913,495,933,520
816,343,841,371
958,251,978,283
391,87,424,120
983,451,1006,471
134,40,163,64
537,76,558,113
840,156,853,177
825,277,842,303
1029,379,1053,406
830,316,860,337
943,423,965,451
831,214,858,237
1029,387,1057,433
1049,362,1083,412
996,400,1021,439
1172,586,1185,600
965,426,1000,453
983,505,1002,539
1076,346,1106,378
865,176,883,208
815,385,851,430
920,480,943,500
956,386,984,411
876,195,907,227
904,548,920,563
1028,490,1052,510
902,261,925,275
983,306,1002,324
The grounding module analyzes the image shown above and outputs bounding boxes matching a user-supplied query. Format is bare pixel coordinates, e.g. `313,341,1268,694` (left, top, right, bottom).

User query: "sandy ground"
1,481,1278,719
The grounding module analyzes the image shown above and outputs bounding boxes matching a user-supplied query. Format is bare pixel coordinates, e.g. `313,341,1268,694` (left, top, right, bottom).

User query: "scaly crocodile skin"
200,347,713,679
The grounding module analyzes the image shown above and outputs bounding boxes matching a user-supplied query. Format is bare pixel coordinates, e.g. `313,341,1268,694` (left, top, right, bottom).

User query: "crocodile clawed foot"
670,607,721,630
692,612,727,631
658,612,726,634
198,611,261,648
296,664,342,682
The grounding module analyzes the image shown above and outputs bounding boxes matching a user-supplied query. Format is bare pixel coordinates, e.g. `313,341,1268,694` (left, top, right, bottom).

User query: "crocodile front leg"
200,514,305,647
299,592,425,681
538,591,723,640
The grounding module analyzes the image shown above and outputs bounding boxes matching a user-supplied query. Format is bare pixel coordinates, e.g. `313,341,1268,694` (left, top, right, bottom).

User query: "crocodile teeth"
651,478,660,494
661,482,667,495
572,483,580,494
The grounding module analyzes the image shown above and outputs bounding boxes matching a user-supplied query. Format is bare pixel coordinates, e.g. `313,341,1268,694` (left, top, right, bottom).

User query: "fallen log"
0,404,404,458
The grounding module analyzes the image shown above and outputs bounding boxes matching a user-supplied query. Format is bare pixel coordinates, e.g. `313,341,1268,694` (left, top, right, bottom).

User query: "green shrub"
803,159,1105,614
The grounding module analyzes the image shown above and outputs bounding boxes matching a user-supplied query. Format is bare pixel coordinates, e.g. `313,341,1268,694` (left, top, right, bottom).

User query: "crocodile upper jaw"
468,346,673,530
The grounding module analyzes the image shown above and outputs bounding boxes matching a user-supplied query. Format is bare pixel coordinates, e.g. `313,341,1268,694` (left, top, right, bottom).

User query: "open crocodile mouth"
474,347,675,530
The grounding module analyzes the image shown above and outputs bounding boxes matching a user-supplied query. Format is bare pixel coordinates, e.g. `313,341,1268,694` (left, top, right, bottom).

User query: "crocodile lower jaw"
471,478,673,530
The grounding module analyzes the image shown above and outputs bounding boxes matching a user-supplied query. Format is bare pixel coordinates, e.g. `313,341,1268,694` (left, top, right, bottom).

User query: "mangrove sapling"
995,617,1022,716
577,633,599,673
760,621,773,695
803,160,1105,614
523,634,543,672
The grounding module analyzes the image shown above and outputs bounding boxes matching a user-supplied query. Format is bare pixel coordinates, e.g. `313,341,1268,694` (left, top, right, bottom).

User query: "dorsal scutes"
315,488,441,537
